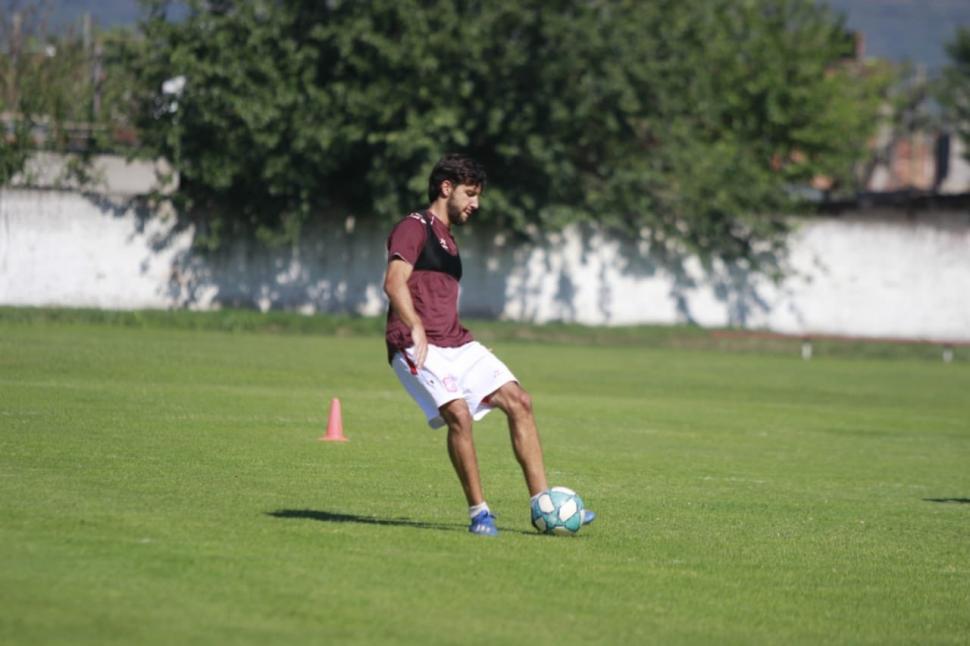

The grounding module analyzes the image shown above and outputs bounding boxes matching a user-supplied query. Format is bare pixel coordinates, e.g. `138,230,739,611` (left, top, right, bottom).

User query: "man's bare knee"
497,385,533,419
441,400,473,432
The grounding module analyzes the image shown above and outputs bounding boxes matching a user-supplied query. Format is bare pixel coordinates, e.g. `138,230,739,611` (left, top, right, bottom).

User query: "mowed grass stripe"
1,319,968,645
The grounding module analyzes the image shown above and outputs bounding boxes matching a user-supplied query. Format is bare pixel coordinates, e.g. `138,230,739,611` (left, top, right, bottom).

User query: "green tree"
131,0,887,265
0,2,50,183
939,27,970,164
0,1,143,185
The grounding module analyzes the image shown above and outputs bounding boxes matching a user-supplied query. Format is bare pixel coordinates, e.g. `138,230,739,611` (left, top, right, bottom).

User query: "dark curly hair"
427,154,487,203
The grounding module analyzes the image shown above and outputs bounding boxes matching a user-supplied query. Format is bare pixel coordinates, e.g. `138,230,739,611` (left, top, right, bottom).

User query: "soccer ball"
531,486,585,536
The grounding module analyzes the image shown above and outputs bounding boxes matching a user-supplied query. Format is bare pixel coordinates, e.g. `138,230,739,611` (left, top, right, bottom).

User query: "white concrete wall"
11,152,173,197
2,188,969,342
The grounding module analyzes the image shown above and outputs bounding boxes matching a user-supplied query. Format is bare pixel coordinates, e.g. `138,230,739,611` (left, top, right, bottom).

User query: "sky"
824,0,970,70
42,0,970,71
47,0,143,29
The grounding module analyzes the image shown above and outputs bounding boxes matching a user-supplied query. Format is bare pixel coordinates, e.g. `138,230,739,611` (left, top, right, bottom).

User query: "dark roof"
816,190,970,215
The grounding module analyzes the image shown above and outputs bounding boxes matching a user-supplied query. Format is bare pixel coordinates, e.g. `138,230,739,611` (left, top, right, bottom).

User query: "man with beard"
383,153,595,536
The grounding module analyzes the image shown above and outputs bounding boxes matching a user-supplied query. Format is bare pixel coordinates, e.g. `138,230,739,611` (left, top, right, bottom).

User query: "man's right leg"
439,399,497,536
439,398,484,507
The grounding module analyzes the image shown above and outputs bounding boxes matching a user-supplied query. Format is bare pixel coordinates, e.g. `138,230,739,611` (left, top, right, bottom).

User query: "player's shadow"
267,509,462,532
267,509,537,535
923,498,970,504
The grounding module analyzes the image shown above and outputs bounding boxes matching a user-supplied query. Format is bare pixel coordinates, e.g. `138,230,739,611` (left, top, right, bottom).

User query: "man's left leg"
486,381,548,496
487,381,597,527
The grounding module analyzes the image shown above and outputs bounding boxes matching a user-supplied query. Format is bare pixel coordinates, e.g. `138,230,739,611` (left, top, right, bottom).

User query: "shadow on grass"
267,509,537,535
923,498,970,504
267,509,462,531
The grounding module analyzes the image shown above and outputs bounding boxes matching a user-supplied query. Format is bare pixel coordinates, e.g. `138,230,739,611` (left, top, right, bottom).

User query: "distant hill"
43,0,970,70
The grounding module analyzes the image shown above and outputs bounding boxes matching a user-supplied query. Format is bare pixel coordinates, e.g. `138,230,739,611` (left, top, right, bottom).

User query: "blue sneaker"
469,510,498,536
581,510,597,525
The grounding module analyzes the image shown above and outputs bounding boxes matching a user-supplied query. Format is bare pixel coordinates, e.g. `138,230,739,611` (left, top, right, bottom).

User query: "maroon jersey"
385,211,473,361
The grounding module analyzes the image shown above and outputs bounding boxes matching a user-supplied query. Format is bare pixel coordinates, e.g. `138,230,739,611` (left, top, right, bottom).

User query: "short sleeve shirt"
385,211,473,360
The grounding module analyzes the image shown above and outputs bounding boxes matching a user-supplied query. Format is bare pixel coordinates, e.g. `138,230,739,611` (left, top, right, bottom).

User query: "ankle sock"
468,502,491,518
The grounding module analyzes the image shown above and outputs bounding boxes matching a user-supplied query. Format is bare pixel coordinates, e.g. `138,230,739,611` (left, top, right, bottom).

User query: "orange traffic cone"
321,397,348,442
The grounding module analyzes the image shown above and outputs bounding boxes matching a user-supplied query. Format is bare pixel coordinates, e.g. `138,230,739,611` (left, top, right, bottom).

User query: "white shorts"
391,341,517,429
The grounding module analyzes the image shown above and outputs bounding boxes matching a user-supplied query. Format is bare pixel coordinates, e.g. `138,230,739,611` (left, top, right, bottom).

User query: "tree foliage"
131,0,887,263
940,27,970,165
0,1,142,185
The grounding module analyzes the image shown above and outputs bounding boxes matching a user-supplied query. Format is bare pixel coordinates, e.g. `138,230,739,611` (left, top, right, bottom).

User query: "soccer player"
383,153,595,536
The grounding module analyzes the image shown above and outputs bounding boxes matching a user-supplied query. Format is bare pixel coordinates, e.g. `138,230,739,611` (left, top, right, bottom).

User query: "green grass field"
1,311,968,644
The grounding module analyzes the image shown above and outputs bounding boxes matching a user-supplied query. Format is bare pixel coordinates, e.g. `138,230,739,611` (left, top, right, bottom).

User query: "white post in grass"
942,345,954,363
801,338,813,361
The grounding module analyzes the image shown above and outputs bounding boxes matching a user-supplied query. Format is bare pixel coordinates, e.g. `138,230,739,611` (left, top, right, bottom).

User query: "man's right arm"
383,258,428,370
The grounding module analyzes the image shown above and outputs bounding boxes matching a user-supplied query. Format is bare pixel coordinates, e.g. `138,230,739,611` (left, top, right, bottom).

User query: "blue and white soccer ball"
531,486,585,536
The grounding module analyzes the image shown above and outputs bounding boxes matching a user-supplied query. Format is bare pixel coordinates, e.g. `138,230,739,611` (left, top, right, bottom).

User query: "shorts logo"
442,376,459,392
438,238,449,251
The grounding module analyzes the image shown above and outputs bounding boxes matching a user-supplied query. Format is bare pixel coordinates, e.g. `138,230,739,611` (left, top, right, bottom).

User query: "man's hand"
410,322,428,371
